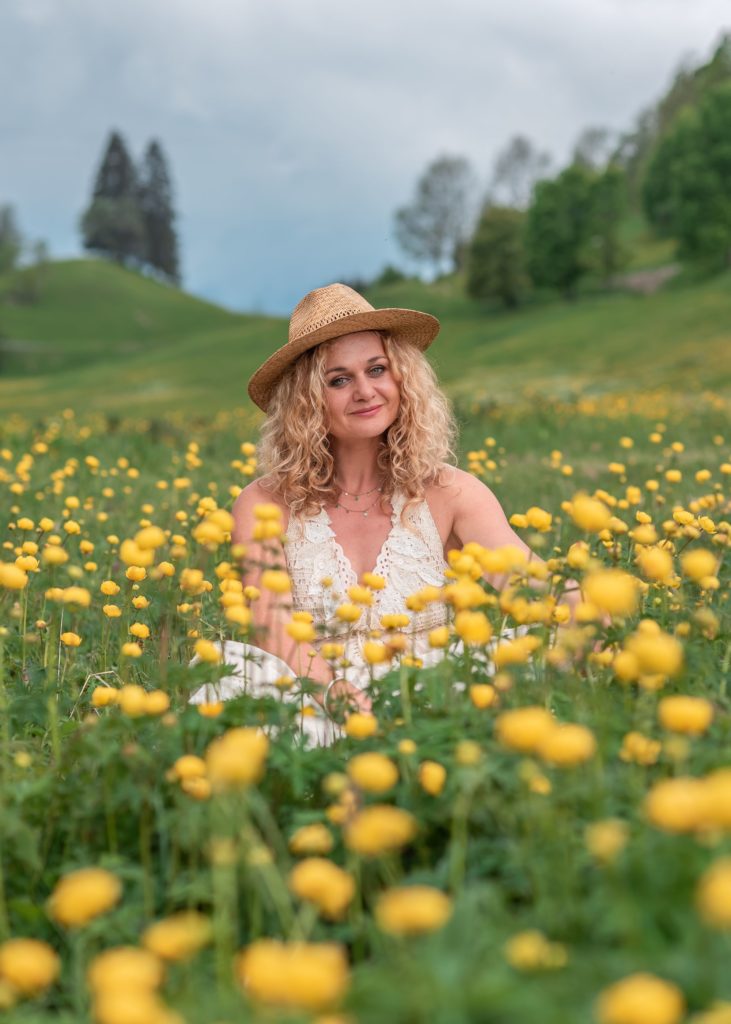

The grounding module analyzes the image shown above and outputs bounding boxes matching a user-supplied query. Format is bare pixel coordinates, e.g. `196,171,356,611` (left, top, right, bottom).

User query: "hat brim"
247,307,440,412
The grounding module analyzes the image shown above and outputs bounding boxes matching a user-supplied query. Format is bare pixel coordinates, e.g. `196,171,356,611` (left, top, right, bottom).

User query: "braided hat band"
247,283,440,411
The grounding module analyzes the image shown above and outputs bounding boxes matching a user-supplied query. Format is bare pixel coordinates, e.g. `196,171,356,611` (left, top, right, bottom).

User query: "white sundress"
188,492,452,744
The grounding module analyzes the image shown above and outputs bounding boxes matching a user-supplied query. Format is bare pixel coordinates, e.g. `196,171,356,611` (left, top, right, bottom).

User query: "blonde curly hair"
257,332,457,517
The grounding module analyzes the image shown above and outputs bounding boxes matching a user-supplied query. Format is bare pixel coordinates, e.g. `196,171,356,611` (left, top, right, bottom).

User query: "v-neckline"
320,495,402,586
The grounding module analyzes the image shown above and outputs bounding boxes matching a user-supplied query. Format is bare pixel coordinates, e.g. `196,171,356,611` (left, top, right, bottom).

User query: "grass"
0,254,728,420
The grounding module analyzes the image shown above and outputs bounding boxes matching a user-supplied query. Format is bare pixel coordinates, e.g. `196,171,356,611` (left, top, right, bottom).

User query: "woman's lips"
350,406,382,416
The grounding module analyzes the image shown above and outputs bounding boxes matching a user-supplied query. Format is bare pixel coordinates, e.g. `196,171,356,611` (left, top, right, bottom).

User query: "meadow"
0,262,730,1023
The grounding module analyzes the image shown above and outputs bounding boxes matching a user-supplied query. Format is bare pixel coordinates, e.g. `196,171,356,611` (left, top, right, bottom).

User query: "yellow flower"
60,631,82,647
134,525,166,550
119,539,154,568
320,642,345,660
625,629,683,678
681,548,717,583
87,945,164,994
636,546,674,584
120,642,142,658
363,641,390,665
347,584,373,605
125,566,147,582
456,740,483,766
398,738,417,755
454,610,492,645
289,823,334,856
0,563,29,589
583,569,639,617
144,690,170,715
344,805,417,857
538,723,596,767
253,502,281,520
644,777,708,833
504,930,567,971
344,713,378,739
194,638,221,664
470,683,497,709
288,859,355,920
418,759,447,795
375,886,452,936
103,604,122,618
117,684,148,717
205,727,269,789
172,755,207,780
48,867,122,927
180,777,211,801
363,572,386,589
428,626,450,648
584,819,629,864
101,579,120,595
261,570,291,594
129,622,150,639
286,619,317,644
335,603,362,623
0,938,60,995
526,506,552,531
92,687,119,708
197,701,224,717
619,731,661,765
42,545,69,566
570,494,611,533
236,940,349,1012
596,972,685,1024
696,857,731,929
658,695,713,736
347,752,398,793
495,706,555,754
142,912,212,961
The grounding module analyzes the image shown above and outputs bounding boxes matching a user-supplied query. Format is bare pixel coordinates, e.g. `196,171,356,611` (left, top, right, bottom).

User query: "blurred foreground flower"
48,867,122,927
0,938,59,996
504,930,567,971
595,972,685,1024
375,886,452,936
236,939,349,1012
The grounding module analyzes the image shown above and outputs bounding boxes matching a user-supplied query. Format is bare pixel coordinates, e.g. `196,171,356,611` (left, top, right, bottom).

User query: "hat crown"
289,283,375,344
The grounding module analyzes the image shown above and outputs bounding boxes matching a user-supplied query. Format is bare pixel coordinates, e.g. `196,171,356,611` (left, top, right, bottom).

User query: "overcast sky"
1,0,729,314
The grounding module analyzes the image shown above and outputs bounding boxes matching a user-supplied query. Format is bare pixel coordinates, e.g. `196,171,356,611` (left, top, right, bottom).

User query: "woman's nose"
352,374,376,400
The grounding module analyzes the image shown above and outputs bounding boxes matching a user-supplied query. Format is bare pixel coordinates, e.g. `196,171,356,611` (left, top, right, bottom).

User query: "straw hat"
247,282,440,411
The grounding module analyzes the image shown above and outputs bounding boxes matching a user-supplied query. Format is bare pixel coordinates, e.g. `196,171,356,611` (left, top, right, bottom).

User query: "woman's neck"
330,436,384,494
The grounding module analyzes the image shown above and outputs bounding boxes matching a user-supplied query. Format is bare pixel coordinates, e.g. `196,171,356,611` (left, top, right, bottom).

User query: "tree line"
390,35,731,308
80,131,181,285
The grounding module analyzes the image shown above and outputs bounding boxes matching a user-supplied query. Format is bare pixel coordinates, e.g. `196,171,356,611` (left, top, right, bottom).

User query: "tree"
394,155,477,276
138,140,181,284
572,127,615,172
466,206,529,308
80,130,145,267
586,166,629,283
643,83,731,268
488,136,551,210
0,205,23,274
525,165,595,297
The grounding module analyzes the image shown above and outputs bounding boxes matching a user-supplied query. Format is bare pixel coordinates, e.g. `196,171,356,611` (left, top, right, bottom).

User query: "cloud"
1,0,728,311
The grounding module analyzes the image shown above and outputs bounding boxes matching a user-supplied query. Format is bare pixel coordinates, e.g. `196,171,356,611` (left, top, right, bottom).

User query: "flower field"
0,396,730,1024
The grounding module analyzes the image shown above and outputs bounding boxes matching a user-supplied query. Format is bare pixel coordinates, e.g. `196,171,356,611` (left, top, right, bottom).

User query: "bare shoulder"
232,477,289,542
428,464,497,505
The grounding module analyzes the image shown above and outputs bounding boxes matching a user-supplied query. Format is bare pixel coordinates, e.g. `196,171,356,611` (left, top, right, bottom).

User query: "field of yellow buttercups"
0,400,729,1024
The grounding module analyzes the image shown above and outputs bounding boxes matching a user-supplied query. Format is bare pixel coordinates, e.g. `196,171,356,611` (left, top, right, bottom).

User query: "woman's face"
322,331,400,442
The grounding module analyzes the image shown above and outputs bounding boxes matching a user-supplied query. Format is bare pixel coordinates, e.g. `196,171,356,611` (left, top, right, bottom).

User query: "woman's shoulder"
232,477,290,534
427,464,483,498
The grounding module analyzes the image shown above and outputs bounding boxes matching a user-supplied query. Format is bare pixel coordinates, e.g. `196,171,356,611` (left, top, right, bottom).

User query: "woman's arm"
444,467,581,612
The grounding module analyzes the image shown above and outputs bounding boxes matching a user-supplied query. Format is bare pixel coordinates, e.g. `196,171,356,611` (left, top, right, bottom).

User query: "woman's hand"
322,678,373,720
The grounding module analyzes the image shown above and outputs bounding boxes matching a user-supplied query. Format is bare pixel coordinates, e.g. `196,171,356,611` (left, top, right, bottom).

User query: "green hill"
0,258,729,420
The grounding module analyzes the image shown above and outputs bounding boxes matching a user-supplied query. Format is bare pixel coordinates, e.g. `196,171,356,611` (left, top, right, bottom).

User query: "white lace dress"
188,492,451,744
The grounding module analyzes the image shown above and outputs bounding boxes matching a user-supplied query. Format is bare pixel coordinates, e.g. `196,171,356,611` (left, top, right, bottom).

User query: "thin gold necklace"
334,492,382,517
333,479,382,500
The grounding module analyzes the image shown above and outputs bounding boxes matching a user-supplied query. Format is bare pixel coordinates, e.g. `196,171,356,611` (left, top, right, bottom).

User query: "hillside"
0,259,729,419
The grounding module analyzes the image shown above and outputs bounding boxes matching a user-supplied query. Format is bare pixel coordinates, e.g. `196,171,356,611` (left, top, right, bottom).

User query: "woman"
190,283,577,737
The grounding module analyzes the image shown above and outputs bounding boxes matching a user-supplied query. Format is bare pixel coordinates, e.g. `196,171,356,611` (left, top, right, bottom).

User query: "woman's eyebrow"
325,356,384,375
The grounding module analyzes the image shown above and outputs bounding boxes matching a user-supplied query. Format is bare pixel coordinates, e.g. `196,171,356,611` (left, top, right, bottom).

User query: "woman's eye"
369,365,386,376
328,376,348,388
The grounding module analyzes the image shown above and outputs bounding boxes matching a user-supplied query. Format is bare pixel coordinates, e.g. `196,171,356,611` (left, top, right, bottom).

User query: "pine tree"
80,130,145,267
138,140,181,285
